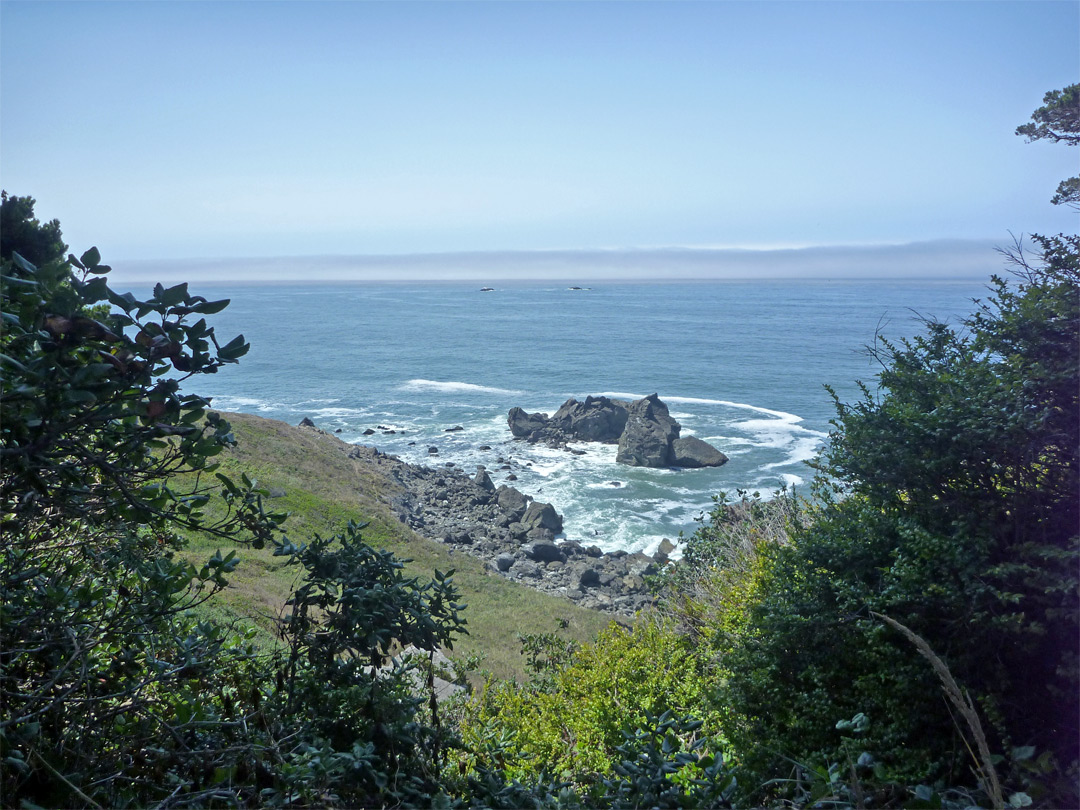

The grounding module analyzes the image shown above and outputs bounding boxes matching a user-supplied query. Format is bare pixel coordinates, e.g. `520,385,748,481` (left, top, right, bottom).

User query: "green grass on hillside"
180,412,615,680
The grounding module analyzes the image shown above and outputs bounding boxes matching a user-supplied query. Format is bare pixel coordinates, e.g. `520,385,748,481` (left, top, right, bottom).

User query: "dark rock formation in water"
508,393,727,469
616,394,681,467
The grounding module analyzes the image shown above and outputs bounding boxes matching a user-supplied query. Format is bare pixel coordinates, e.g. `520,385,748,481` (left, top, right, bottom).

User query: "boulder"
654,538,677,564
523,541,566,564
474,468,496,492
507,407,550,440
512,560,542,579
616,394,680,467
573,564,601,588
494,552,516,572
521,500,563,534
496,485,530,521
672,436,728,468
298,417,317,428
526,527,556,543
507,392,727,470
549,395,629,443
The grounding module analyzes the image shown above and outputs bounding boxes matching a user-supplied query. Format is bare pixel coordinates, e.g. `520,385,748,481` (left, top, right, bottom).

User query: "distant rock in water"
509,395,629,446
672,436,729,468
507,393,727,469
298,417,317,428
480,287,495,292
616,394,680,467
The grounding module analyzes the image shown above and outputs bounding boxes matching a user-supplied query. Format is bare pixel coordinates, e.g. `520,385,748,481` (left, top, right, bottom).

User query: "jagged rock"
427,446,438,455
298,417,317,428
496,485,530,521
616,394,680,467
523,541,566,564
336,430,655,617
445,425,464,432
474,468,496,491
654,537,677,563
672,436,728,468
626,552,656,578
549,395,629,443
512,560,542,578
363,428,376,435
527,527,556,543
574,564,601,588
521,501,563,534
507,407,550,439
508,392,726,471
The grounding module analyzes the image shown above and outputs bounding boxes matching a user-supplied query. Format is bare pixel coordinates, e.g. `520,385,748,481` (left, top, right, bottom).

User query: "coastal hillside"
182,410,614,680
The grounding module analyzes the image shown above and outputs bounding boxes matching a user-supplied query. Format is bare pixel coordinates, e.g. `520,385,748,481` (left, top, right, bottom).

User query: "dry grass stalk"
871,611,1005,810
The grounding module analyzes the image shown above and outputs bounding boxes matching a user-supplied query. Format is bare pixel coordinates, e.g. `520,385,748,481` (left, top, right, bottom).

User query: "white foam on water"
760,433,825,469
400,379,525,397
308,406,368,418
209,395,282,412
596,391,645,401
663,397,803,422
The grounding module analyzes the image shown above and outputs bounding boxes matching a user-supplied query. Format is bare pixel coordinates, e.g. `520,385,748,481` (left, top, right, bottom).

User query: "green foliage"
1,234,469,807
1015,84,1079,208
458,615,725,796
1015,84,1079,146
655,489,801,649
713,249,1079,806
0,191,67,267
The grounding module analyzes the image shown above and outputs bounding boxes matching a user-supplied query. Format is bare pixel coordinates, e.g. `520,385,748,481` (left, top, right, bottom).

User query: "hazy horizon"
109,238,1007,284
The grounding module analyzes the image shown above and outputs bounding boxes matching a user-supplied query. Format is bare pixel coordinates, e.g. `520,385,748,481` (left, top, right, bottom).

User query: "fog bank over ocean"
111,239,1004,284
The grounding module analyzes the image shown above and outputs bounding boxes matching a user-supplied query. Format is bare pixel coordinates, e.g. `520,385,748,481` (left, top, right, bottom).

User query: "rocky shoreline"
298,420,673,618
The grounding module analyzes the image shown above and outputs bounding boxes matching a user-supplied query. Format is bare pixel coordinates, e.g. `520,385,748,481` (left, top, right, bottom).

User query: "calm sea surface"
142,278,991,554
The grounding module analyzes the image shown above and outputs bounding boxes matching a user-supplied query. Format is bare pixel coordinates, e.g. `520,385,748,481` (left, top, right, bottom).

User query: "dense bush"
712,250,1079,807
0,196,468,808
457,616,728,800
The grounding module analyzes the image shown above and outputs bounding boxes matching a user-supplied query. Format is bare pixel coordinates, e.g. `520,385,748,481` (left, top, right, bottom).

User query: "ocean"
149,277,991,556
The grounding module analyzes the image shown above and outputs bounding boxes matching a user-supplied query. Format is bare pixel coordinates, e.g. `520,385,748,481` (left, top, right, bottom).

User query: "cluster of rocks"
508,393,728,469
321,436,669,617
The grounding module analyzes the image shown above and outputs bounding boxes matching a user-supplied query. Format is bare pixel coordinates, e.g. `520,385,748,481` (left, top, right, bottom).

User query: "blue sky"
1,1,1077,273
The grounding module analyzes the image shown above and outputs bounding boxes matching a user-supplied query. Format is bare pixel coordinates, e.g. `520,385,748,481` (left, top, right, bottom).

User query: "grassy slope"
182,411,614,680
